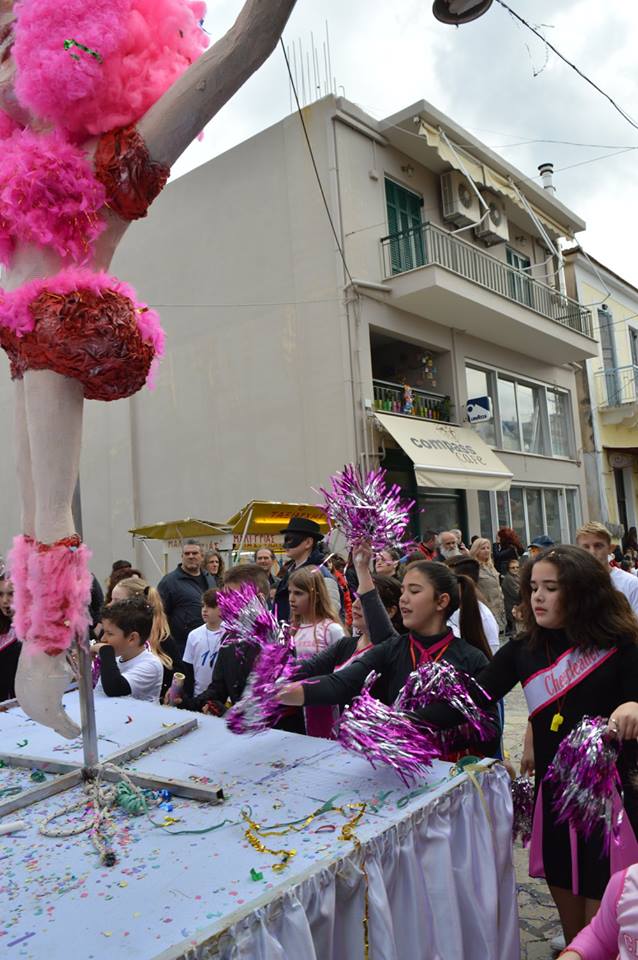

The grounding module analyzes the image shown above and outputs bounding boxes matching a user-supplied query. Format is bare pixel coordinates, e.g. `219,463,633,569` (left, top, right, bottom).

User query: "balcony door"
506,248,532,307
385,178,424,274
599,307,620,405
630,327,638,397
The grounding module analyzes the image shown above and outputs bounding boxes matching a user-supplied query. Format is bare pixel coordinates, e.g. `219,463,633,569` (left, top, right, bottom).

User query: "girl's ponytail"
456,574,492,660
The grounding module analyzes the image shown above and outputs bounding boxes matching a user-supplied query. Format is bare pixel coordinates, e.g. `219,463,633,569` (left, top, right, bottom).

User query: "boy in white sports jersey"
182,589,223,697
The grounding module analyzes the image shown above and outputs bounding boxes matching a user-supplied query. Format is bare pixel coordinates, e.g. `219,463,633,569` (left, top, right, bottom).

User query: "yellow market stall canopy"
227,500,328,553
129,519,233,541
375,412,513,491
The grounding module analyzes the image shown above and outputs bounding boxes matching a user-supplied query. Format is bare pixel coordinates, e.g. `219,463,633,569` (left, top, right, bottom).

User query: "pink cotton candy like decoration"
319,465,414,552
0,128,107,267
545,715,621,851
13,0,208,139
337,673,439,786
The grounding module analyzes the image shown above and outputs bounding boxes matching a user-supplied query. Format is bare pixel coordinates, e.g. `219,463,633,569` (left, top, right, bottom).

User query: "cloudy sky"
174,0,638,287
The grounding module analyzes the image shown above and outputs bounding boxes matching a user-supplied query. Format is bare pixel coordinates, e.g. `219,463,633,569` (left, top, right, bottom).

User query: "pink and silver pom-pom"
511,776,535,847
337,672,439,786
544,715,621,850
217,581,282,649
395,659,494,750
225,638,298,736
319,465,414,551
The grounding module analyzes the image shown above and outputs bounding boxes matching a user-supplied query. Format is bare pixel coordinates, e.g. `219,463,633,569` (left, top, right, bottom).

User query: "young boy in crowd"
182,588,223,697
93,596,163,702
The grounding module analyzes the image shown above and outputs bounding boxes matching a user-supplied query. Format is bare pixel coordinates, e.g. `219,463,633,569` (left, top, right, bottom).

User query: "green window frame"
385,178,424,274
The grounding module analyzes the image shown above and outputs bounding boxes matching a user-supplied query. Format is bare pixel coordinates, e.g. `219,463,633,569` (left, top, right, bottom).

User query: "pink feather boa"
0,267,165,360
13,0,208,140
7,534,34,641
28,540,93,654
0,128,107,267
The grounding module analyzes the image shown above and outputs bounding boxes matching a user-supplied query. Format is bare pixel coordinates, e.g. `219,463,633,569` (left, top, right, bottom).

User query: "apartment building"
0,95,598,573
564,249,638,535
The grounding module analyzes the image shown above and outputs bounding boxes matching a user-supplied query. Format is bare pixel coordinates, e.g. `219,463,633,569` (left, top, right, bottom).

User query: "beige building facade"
564,249,638,536
0,96,598,576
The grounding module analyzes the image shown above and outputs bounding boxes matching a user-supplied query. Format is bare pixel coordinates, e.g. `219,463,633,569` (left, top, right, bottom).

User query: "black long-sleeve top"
98,644,131,696
301,587,499,754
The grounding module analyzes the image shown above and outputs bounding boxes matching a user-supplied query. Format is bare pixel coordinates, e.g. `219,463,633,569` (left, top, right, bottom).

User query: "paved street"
502,685,563,960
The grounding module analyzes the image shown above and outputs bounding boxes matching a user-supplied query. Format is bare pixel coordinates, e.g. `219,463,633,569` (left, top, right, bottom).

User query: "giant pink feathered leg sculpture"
0,0,298,736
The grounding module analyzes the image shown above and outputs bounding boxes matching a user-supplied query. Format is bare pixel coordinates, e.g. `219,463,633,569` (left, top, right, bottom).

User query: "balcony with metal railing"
372,379,452,423
377,222,597,364
595,365,638,423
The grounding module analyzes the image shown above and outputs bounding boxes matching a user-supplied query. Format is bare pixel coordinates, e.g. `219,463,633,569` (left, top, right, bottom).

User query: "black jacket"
157,565,215,653
273,548,340,622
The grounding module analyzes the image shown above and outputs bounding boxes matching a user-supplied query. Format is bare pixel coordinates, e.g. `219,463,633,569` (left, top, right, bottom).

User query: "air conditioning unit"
474,190,509,245
440,171,481,227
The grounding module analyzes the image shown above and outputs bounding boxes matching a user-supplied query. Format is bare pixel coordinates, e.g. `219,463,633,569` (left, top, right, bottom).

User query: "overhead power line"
495,0,638,134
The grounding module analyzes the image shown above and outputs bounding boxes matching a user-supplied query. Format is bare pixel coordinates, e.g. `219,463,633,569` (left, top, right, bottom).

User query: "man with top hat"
273,518,340,623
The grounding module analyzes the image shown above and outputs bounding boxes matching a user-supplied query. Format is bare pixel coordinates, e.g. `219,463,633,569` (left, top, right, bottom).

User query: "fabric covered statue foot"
13,535,91,739
14,647,80,739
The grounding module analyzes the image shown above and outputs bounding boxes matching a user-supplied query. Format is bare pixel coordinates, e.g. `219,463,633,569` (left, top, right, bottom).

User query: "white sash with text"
523,645,616,718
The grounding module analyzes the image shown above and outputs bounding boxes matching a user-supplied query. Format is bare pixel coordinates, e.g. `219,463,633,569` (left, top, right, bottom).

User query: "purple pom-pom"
511,776,534,847
217,582,281,649
225,638,299,736
545,715,620,850
319,465,414,551
337,673,438,786
395,659,494,750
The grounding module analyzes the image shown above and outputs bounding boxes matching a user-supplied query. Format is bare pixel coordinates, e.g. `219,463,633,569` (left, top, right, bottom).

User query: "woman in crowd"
281,546,638,945
279,545,499,756
470,537,506,632
374,547,402,579
110,576,182,699
501,557,522,635
204,549,225,588
105,566,142,604
0,576,20,701
493,526,525,575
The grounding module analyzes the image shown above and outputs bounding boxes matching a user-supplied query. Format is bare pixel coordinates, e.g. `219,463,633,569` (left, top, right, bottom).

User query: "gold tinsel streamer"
241,801,370,957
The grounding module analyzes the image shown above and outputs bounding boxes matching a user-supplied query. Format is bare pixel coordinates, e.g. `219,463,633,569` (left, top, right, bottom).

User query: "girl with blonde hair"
288,566,343,738
110,577,181,698
469,537,505,632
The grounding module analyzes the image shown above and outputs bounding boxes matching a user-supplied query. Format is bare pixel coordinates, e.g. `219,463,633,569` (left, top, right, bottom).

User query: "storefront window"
526,488,544,540
477,486,582,545
544,488,561,544
466,366,496,446
478,490,493,539
496,490,510,529
497,378,520,451
509,488,526,544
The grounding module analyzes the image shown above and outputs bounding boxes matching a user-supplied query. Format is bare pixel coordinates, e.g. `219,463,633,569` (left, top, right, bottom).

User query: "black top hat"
280,517,322,539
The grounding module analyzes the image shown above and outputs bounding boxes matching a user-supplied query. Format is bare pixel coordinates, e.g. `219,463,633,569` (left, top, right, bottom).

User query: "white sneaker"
550,933,566,954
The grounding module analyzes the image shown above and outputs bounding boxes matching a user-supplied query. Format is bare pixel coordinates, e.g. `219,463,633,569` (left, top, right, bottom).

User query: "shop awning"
375,413,513,491
226,501,329,537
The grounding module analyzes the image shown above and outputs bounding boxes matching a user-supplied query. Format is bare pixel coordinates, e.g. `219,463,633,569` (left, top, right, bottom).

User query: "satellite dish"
432,0,493,24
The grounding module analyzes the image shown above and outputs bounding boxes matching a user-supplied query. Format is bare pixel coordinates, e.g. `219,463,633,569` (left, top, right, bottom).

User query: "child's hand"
276,682,305,706
520,721,535,777
353,540,373,572
90,642,106,658
163,691,181,706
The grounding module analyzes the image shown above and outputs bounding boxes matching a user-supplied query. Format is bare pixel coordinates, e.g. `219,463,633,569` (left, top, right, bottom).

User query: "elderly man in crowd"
438,530,463,560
